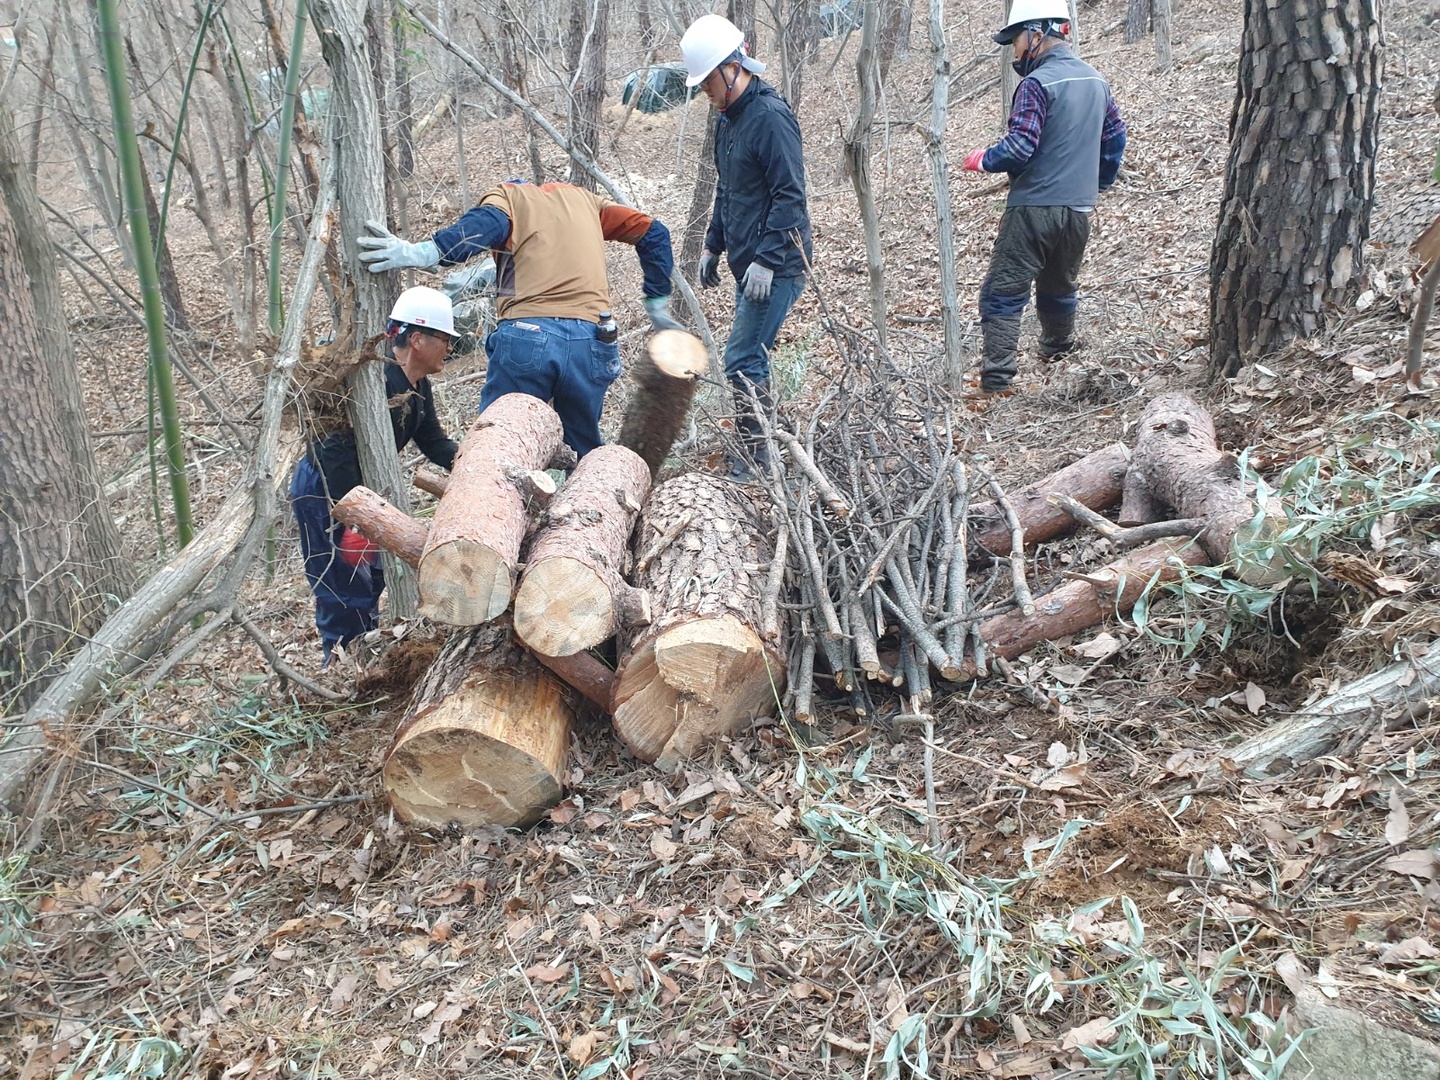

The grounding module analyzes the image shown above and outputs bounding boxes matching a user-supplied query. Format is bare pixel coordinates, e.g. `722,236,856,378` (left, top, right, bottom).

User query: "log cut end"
649,329,709,379
513,557,614,657
418,541,513,625
385,727,564,831
612,614,784,771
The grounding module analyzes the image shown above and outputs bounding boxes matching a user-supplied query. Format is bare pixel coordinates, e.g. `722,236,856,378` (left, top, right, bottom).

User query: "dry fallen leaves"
1060,1015,1116,1050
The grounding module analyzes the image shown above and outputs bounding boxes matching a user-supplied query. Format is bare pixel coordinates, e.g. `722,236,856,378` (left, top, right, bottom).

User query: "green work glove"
356,219,440,273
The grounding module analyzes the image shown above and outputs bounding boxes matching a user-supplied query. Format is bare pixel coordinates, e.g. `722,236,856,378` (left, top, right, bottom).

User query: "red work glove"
338,526,379,567
962,147,987,172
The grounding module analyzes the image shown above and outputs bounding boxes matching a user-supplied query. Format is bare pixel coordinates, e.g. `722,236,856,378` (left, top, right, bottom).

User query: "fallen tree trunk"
332,484,430,566
968,442,1131,559
514,444,652,657
612,472,785,770
384,620,574,829
617,329,708,478
1219,647,1440,778
419,393,563,625
1119,394,1280,581
957,537,1209,677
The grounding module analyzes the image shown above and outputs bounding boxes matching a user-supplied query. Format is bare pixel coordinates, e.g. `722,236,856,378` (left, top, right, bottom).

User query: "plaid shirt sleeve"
1098,93,1127,190
982,78,1047,174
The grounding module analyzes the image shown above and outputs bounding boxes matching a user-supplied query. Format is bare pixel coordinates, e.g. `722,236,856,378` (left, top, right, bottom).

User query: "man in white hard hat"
290,287,461,662
962,0,1127,393
355,181,679,458
681,13,812,480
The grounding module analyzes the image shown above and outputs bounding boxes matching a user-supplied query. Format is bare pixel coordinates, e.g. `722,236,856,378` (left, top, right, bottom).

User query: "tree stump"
513,444,653,657
611,472,785,770
332,484,430,567
418,394,563,625
968,442,1131,560
1120,394,1282,580
617,329,708,478
383,620,574,829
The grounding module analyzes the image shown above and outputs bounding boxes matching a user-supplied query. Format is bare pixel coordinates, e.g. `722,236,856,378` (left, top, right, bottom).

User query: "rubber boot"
727,376,773,481
1037,309,1078,360
979,314,1022,392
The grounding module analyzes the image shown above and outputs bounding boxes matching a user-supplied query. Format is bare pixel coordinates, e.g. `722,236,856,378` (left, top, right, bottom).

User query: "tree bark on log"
958,538,1208,678
1119,394,1282,582
384,620,573,829
514,445,652,657
332,484,430,567
1219,647,1440,779
612,472,785,770
617,329,707,478
419,393,563,625
968,442,1131,559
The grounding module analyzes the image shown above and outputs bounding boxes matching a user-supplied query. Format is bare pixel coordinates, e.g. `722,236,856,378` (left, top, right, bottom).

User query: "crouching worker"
290,287,460,662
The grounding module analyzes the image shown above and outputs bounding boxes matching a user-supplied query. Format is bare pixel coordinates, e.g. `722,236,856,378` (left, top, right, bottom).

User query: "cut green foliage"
1133,410,1440,655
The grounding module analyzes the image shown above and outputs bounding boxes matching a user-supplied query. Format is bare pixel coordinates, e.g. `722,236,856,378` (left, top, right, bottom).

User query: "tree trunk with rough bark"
419,394,564,625
968,442,1131,559
844,0,887,347
1125,0,1150,44
612,472,785,770
779,0,816,113
384,621,574,829
515,445,653,658
1208,0,1382,378
925,0,964,389
617,330,708,478
0,115,126,712
1153,0,1172,73
564,0,609,191
311,0,419,617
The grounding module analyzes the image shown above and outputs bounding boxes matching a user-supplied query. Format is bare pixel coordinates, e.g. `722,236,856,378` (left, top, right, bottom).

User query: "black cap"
993,24,1023,44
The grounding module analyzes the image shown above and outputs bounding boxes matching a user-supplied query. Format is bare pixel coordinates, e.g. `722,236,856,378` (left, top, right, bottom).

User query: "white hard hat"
681,14,744,87
389,285,457,338
995,0,1071,43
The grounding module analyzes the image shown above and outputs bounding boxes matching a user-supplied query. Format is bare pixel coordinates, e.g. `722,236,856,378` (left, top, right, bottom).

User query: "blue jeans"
480,317,621,457
722,275,806,384
290,457,383,655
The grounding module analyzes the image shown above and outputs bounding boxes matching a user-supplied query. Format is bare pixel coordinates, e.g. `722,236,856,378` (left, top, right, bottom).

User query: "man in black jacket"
681,14,812,479
290,287,459,661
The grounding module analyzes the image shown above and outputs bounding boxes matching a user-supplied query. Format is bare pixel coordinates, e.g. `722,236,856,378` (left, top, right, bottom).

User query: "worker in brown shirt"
358,181,679,456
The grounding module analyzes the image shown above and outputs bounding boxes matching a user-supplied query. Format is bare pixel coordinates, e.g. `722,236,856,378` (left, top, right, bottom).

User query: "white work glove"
442,259,496,299
697,249,721,289
643,296,685,332
741,262,774,303
356,219,440,273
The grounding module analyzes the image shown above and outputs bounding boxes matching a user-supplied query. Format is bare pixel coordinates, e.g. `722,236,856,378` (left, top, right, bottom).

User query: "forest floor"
6,0,1440,1077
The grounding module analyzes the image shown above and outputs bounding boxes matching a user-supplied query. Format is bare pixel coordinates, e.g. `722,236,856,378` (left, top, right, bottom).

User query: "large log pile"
344,330,1292,829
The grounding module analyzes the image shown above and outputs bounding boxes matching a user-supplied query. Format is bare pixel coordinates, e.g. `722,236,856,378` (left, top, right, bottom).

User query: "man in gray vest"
963,0,1127,393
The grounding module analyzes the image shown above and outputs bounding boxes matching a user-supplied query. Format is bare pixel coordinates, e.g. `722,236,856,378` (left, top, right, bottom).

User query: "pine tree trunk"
617,330,708,477
1208,0,1382,379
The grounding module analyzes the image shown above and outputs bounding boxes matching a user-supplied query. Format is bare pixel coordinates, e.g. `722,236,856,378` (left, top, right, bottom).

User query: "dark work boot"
1036,310,1078,360
727,376,773,481
979,314,1022,392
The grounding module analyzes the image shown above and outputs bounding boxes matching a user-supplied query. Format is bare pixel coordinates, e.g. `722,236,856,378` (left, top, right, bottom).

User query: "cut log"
418,393,563,625
383,620,574,829
533,649,615,714
968,442,1131,559
958,537,1209,677
414,467,448,499
514,444,653,657
1219,647,1440,778
1119,394,1282,581
617,329,708,478
332,484,429,567
612,471,785,770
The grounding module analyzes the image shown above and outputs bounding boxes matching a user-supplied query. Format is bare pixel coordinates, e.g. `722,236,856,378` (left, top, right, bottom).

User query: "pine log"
1119,394,1281,581
383,620,574,829
968,442,1131,559
418,393,563,625
617,329,708,478
332,484,429,567
1219,647,1440,778
414,467,448,498
533,649,615,714
957,538,1209,677
514,444,653,657
612,472,785,770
